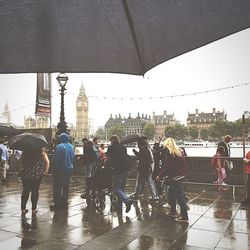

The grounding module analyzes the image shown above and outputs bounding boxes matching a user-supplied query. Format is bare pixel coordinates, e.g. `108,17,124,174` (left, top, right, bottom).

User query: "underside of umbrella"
0,0,249,74
9,133,48,151
0,124,21,137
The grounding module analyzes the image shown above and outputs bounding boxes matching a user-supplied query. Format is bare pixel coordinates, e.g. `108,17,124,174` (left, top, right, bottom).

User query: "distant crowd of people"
1,132,250,223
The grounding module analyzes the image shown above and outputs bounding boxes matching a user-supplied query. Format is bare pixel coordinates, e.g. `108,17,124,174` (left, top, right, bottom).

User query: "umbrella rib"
122,0,145,75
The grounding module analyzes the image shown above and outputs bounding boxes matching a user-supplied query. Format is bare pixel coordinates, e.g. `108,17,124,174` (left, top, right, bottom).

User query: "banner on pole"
35,73,51,116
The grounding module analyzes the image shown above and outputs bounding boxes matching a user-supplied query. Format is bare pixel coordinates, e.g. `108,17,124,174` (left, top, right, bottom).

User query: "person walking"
81,137,98,198
50,133,75,210
241,150,250,205
0,138,9,182
156,137,189,223
132,138,158,202
211,146,228,191
19,147,49,217
152,142,163,197
217,135,232,179
106,135,133,213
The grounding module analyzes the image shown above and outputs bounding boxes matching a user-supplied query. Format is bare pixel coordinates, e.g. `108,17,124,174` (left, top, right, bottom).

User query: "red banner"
35,73,51,116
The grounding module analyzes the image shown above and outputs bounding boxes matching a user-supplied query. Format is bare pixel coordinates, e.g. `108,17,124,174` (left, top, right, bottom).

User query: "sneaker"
125,200,133,213
130,193,139,200
81,192,90,199
175,217,189,223
167,212,178,218
241,199,250,205
162,202,171,208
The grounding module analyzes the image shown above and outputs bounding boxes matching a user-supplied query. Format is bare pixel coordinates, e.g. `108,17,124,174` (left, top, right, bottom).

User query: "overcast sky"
0,28,250,130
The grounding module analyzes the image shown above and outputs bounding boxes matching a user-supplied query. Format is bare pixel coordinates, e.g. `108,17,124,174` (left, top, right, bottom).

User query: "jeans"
52,169,72,208
135,173,157,198
84,162,96,178
21,177,42,210
113,171,130,205
168,180,188,220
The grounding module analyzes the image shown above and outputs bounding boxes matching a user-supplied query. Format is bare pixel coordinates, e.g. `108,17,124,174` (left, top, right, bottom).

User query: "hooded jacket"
54,133,75,172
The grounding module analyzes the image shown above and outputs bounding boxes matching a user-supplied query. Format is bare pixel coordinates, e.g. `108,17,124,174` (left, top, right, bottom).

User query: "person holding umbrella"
8,132,50,217
19,147,50,217
50,133,75,210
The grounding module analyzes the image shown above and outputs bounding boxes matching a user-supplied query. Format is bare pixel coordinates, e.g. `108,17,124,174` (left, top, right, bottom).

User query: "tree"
164,124,187,140
95,128,105,140
143,123,155,140
109,126,125,140
209,119,230,140
200,129,209,140
188,126,199,139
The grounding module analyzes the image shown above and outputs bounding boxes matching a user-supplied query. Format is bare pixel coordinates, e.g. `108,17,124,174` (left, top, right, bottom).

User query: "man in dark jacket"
132,138,158,201
217,135,232,180
81,138,98,198
106,135,133,213
50,133,75,210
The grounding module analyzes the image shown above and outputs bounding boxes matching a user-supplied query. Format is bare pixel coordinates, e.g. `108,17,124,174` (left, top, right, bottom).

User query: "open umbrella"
0,1,249,74
0,124,21,137
9,133,48,151
120,134,147,144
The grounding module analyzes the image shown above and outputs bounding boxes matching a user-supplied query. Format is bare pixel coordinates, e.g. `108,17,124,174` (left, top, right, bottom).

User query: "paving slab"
0,176,249,249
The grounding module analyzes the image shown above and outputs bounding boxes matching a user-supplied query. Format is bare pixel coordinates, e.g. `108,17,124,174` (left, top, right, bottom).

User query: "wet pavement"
0,176,250,250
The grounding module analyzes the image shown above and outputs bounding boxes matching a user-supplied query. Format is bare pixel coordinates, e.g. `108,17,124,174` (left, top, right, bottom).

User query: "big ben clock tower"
76,84,89,140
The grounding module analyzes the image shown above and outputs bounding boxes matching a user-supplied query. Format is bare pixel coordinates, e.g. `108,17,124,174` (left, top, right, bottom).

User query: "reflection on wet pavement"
0,176,249,249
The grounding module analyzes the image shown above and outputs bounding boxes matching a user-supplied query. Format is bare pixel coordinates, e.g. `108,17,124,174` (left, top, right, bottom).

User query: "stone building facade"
152,110,177,139
187,108,227,130
105,113,151,140
24,116,49,129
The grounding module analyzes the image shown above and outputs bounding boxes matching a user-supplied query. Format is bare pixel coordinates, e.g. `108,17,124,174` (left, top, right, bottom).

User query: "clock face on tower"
77,102,82,108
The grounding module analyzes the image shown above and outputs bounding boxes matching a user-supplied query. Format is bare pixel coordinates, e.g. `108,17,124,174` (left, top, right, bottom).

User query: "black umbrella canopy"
0,124,21,137
120,133,147,144
0,0,249,74
9,133,48,151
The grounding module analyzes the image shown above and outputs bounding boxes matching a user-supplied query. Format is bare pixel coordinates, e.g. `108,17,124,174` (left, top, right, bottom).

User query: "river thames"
75,145,250,158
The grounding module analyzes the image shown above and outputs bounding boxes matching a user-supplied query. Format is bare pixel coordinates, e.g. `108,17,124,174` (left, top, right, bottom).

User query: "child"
212,146,228,191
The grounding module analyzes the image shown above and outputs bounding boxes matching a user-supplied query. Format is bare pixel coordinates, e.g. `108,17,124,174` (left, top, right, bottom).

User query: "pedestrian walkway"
0,176,249,249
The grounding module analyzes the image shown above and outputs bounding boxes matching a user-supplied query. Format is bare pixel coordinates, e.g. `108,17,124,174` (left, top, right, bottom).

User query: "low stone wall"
5,154,245,186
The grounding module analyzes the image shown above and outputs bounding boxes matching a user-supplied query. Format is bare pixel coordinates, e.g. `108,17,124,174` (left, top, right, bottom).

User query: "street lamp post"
56,73,69,136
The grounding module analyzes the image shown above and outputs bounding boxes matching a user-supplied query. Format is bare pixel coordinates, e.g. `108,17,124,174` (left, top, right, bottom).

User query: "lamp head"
57,73,68,87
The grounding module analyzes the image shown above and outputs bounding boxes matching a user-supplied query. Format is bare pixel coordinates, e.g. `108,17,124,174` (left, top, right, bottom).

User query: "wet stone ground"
0,175,250,250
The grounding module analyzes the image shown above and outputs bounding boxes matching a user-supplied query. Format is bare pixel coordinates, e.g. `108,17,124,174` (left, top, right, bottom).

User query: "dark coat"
106,144,130,174
217,141,230,157
133,146,154,177
159,148,188,181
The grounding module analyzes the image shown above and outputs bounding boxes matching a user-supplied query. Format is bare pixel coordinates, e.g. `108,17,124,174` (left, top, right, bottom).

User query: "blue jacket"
54,133,75,172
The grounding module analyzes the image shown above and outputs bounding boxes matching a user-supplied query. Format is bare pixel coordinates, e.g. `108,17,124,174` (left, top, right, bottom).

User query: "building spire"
2,100,11,124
